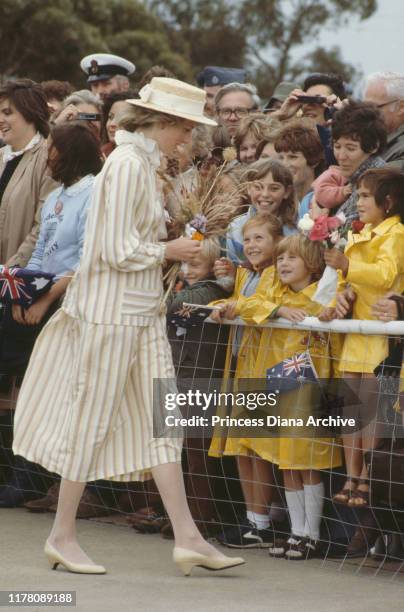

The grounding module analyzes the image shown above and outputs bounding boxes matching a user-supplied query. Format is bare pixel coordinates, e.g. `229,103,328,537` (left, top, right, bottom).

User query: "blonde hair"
242,213,283,240
233,115,273,152
275,234,325,281
117,104,179,132
199,237,221,266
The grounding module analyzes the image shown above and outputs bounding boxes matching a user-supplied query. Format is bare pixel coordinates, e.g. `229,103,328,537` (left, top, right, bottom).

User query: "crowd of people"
0,52,403,571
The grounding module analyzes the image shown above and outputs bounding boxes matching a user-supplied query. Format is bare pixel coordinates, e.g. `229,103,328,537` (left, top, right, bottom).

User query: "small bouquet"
298,212,347,305
162,163,244,301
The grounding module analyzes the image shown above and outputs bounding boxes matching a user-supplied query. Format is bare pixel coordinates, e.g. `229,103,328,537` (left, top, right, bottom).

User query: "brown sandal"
332,478,359,506
347,480,369,508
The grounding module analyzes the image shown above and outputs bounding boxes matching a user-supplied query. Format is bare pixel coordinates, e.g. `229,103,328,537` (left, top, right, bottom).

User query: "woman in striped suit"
12,77,245,576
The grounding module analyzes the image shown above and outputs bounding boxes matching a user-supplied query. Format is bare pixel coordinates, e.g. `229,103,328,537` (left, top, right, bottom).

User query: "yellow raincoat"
339,215,404,373
250,280,342,470
208,265,275,457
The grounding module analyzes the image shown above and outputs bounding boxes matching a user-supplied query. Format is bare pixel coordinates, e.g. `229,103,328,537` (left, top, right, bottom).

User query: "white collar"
3,132,42,163
115,130,161,167
54,174,95,198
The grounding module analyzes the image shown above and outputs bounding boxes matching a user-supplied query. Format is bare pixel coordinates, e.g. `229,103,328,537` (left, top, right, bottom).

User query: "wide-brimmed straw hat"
126,77,217,127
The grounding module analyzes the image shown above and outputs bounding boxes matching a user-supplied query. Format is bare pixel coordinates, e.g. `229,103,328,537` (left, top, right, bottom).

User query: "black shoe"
217,520,275,548
269,534,307,559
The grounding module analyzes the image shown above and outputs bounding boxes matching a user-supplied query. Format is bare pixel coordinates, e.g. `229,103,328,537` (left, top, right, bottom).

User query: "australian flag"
266,351,318,394
0,266,55,308
168,303,213,330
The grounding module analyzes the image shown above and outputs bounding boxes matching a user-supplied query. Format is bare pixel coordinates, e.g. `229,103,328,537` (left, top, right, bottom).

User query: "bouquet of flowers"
162,160,244,301
298,212,348,305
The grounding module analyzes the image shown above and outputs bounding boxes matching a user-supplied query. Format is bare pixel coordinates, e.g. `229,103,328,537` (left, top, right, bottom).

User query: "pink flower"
309,215,330,241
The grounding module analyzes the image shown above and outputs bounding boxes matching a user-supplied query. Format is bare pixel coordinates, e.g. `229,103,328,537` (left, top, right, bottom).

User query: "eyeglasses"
376,99,400,109
217,107,253,119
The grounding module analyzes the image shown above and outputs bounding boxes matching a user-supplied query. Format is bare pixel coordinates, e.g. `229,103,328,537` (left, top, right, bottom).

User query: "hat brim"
126,99,217,127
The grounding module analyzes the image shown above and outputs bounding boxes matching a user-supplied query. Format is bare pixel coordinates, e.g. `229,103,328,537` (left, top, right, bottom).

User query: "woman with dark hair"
0,79,57,267
274,120,325,204
331,101,387,223
101,90,135,157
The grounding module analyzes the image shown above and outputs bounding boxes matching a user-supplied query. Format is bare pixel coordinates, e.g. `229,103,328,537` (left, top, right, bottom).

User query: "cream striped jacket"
62,130,167,326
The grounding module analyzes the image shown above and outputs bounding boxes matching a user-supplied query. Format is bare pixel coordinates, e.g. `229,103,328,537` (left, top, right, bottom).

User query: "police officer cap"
197,66,246,88
80,53,136,83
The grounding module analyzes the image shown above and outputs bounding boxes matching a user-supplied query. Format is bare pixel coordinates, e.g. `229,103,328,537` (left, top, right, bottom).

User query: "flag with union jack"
0,266,55,307
266,351,318,394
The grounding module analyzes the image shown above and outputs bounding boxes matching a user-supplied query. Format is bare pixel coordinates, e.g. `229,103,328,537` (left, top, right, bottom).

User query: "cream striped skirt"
12,309,182,482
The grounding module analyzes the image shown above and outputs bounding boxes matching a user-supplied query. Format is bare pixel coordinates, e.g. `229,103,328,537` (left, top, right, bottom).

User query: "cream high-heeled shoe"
44,541,106,574
173,547,245,576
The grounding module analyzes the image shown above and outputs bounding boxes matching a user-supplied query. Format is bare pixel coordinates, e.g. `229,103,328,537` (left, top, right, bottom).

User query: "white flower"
330,230,340,244
298,214,315,233
336,211,346,224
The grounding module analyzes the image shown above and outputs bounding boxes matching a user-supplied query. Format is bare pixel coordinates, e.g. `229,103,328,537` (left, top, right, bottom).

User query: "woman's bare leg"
47,479,98,565
152,462,228,558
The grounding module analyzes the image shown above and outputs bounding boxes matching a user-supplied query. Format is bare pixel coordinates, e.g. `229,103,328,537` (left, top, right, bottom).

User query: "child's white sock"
285,489,305,537
246,510,255,524
303,482,325,541
246,510,270,530
252,512,270,530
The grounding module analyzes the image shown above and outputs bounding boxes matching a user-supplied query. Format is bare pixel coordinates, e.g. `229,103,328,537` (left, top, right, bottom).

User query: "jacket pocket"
121,287,161,317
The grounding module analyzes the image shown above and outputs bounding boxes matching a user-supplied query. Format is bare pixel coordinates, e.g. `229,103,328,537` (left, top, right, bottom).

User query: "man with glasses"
197,66,246,117
215,83,259,136
363,72,404,169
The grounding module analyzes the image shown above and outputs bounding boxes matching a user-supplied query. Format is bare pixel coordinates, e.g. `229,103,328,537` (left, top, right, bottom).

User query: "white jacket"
63,130,167,326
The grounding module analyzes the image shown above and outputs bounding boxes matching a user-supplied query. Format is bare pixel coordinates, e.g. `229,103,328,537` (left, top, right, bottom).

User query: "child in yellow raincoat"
324,168,404,510
244,234,342,559
209,213,284,547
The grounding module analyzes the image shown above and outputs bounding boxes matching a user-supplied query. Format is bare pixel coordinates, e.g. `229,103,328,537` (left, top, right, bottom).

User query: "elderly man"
80,53,135,100
363,72,404,169
214,82,259,137
197,66,246,117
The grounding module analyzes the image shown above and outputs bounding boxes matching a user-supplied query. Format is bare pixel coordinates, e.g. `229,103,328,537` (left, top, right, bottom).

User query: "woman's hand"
11,304,25,325
277,306,307,322
335,288,356,319
165,237,201,262
318,307,336,321
54,104,79,125
275,88,306,120
23,295,52,326
324,248,349,275
371,295,399,322
213,257,236,279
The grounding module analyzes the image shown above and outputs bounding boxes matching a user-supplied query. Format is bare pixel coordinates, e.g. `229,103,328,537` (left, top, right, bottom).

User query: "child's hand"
223,301,238,320
310,197,329,220
213,257,236,279
324,248,349,275
343,183,352,197
12,304,25,325
318,307,336,321
277,306,307,322
335,288,356,318
371,296,399,322
24,296,51,326
210,305,227,323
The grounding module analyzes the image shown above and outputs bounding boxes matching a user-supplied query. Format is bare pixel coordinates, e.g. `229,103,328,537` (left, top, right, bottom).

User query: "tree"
239,0,377,97
0,0,193,86
152,0,377,98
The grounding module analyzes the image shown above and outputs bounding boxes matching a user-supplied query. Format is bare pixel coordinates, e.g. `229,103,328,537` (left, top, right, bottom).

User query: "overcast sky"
317,0,403,76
